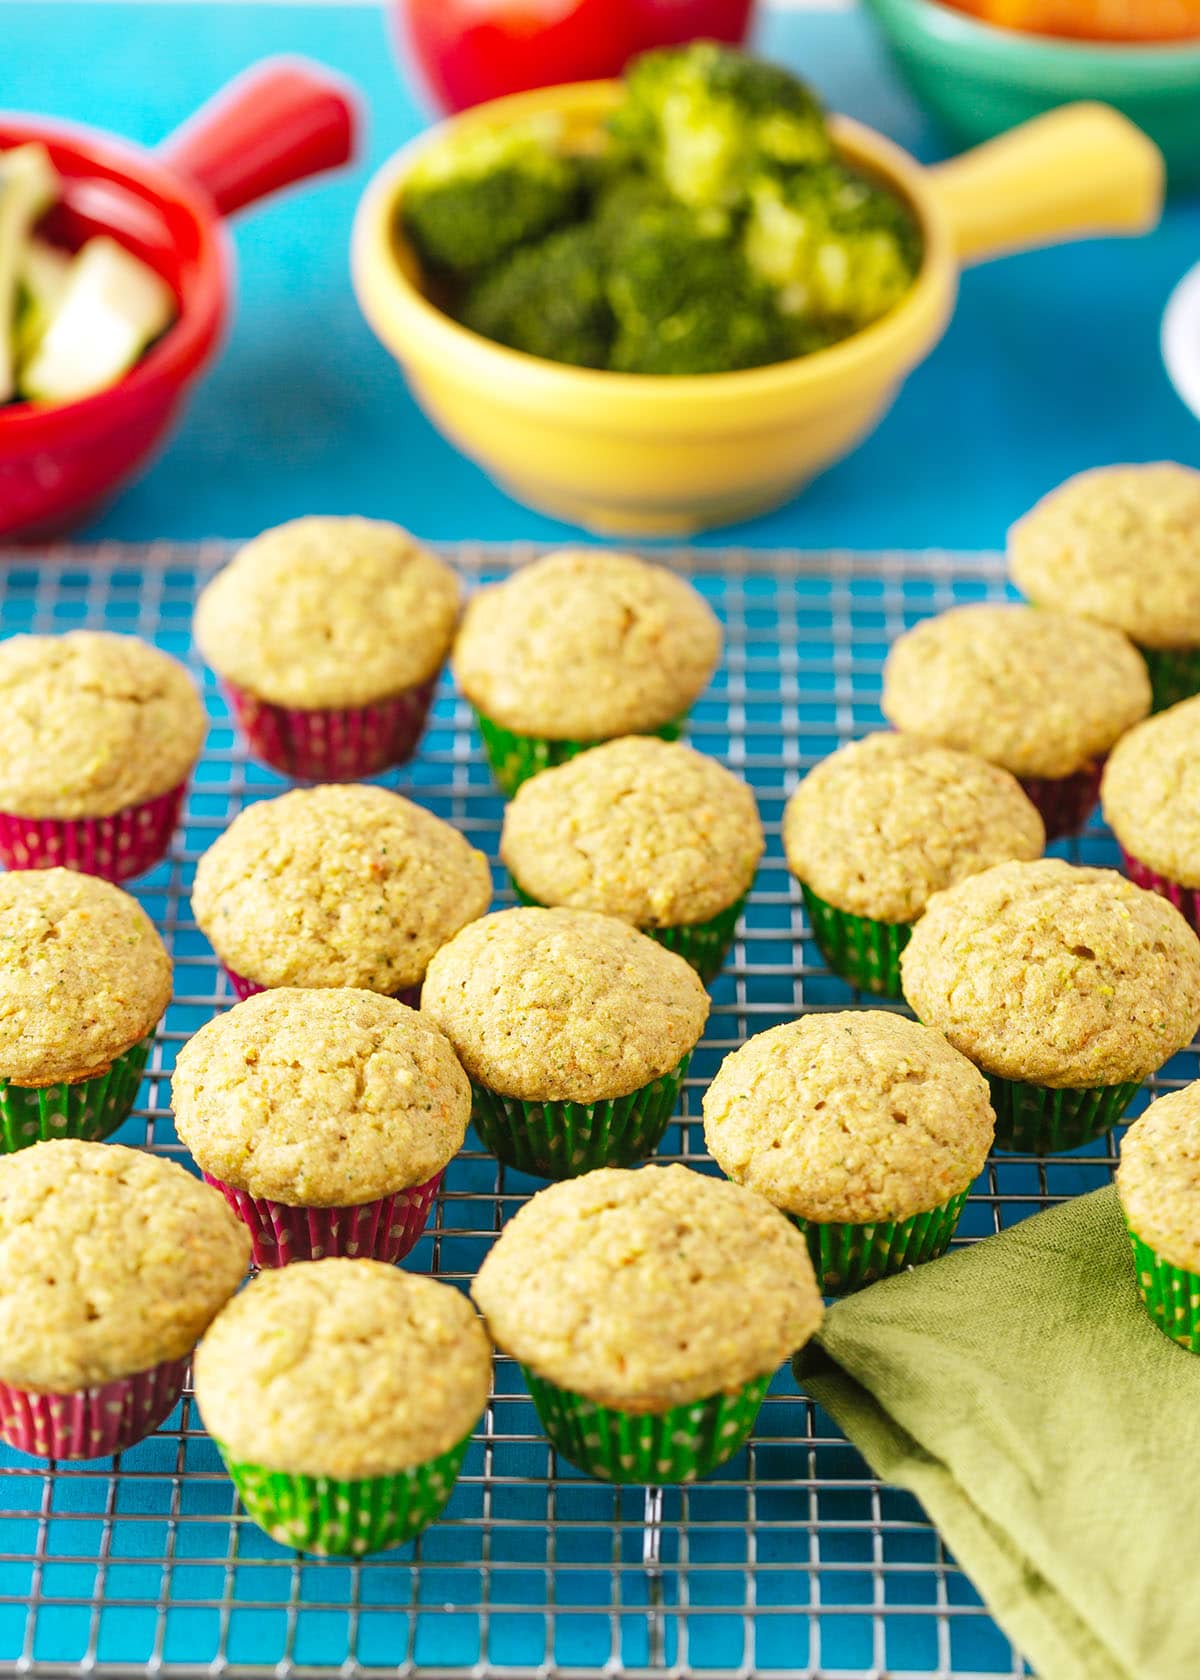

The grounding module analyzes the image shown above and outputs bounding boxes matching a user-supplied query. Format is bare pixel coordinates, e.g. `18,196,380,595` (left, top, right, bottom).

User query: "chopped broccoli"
458,225,614,369
609,41,833,211
401,114,584,277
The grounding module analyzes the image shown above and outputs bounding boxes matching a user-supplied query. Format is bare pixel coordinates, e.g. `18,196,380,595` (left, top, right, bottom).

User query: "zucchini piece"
15,238,72,363
0,144,59,402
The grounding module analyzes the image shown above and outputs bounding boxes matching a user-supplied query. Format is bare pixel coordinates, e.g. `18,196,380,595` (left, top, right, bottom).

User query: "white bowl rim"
1162,260,1200,423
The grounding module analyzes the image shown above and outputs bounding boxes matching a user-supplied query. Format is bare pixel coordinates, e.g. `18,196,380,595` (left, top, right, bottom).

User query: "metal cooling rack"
0,542,1187,1680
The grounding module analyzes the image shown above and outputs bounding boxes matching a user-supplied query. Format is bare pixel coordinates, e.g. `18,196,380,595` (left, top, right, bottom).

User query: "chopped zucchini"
15,238,72,362
0,144,59,401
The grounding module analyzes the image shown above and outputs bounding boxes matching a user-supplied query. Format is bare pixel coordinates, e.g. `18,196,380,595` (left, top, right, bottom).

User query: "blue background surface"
2,0,1198,550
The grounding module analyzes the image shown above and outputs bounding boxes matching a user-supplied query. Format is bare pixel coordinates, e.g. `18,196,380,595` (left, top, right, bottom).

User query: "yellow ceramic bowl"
352,84,1162,536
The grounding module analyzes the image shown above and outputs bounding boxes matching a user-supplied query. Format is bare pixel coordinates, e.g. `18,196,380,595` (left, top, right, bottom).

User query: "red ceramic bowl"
0,60,357,541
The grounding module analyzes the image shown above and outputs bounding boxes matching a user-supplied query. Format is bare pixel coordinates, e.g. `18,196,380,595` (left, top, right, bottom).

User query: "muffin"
173,989,471,1267
881,603,1150,841
500,738,763,982
453,550,723,794
191,784,492,1004
901,859,1200,1154
422,907,709,1178
703,1012,994,1293
195,517,460,780
0,870,171,1153
0,1139,249,1458
194,1260,491,1554
782,733,1044,996
1101,696,1200,933
472,1164,821,1482
1009,463,1200,713
1118,1084,1200,1354
0,631,205,881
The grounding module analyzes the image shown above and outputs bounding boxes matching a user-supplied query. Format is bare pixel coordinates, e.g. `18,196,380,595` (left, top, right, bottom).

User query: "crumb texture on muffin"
881,604,1150,779
703,1012,993,1222
0,1140,249,1392
194,1259,491,1478
500,737,762,927
422,907,709,1104
0,631,206,818
901,859,1200,1088
452,550,722,739
0,869,171,1086
782,732,1044,923
172,988,471,1205
195,517,461,708
1118,1084,1200,1273
471,1164,821,1410
1009,463,1200,649
1102,697,1200,887
191,785,492,993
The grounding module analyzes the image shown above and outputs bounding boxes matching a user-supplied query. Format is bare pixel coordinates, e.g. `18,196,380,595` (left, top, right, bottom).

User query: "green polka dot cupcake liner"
0,1033,154,1154
800,884,909,998
1140,645,1200,714
220,1433,472,1555
792,1186,971,1296
988,1074,1143,1154
1125,1226,1200,1355
522,1367,770,1483
469,1054,690,1180
473,709,685,797
512,880,747,984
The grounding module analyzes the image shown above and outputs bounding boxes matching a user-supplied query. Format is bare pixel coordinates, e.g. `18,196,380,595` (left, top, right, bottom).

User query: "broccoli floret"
609,42,833,211
458,225,614,369
402,115,584,277
745,162,922,337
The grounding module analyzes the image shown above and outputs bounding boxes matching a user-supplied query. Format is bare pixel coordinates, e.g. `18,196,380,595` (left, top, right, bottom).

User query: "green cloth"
799,1187,1200,1680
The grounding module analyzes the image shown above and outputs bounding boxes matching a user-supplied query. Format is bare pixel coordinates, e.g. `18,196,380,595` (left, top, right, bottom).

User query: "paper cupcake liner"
522,1367,769,1484
473,709,686,797
0,1355,188,1460
1017,760,1104,843
1126,1226,1200,1354
220,1433,471,1554
989,1074,1143,1154
469,1055,690,1180
203,1170,444,1269
792,1186,971,1296
0,783,186,884
800,884,909,998
221,965,422,1010
1139,646,1200,714
512,880,746,984
1119,849,1200,936
0,1033,154,1155
224,677,438,782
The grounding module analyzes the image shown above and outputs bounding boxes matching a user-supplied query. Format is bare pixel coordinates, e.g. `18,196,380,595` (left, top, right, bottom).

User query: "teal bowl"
862,0,1200,190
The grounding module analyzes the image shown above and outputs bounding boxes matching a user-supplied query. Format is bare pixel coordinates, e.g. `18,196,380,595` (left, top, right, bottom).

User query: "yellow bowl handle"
925,102,1164,269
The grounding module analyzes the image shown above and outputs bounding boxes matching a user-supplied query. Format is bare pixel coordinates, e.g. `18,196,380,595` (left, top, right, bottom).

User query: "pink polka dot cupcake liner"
0,783,186,884
1120,849,1200,935
1017,760,1104,844
224,678,439,782
0,1355,189,1460
202,1170,445,1269
221,965,422,1009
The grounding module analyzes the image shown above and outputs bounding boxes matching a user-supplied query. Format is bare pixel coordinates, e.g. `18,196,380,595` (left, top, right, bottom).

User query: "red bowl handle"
159,57,358,219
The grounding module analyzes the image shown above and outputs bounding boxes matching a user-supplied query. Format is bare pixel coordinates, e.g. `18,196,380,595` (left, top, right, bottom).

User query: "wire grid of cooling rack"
0,540,1188,1680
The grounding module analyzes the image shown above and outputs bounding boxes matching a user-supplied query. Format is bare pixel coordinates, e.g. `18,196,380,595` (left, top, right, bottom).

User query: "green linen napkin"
798,1187,1200,1680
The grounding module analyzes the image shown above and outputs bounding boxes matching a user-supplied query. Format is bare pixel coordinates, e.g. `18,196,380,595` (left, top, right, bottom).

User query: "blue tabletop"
4,0,1198,550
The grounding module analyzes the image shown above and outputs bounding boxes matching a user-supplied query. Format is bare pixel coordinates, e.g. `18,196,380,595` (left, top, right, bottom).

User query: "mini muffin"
1101,696,1200,933
901,859,1200,1154
500,738,763,982
1009,463,1200,713
191,784,492,1004
881,604,1150,840
453,550,723,794
173,989,471,1267
1118,1084,1200,1354
194,1259,491,1554
0,631,205,881
0,870,171,1153
0,1139,249,1459
195,517,460,780
472,1164,821,1482
422,907,709,1178
782,733,1044,996
703,1012,994,1293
